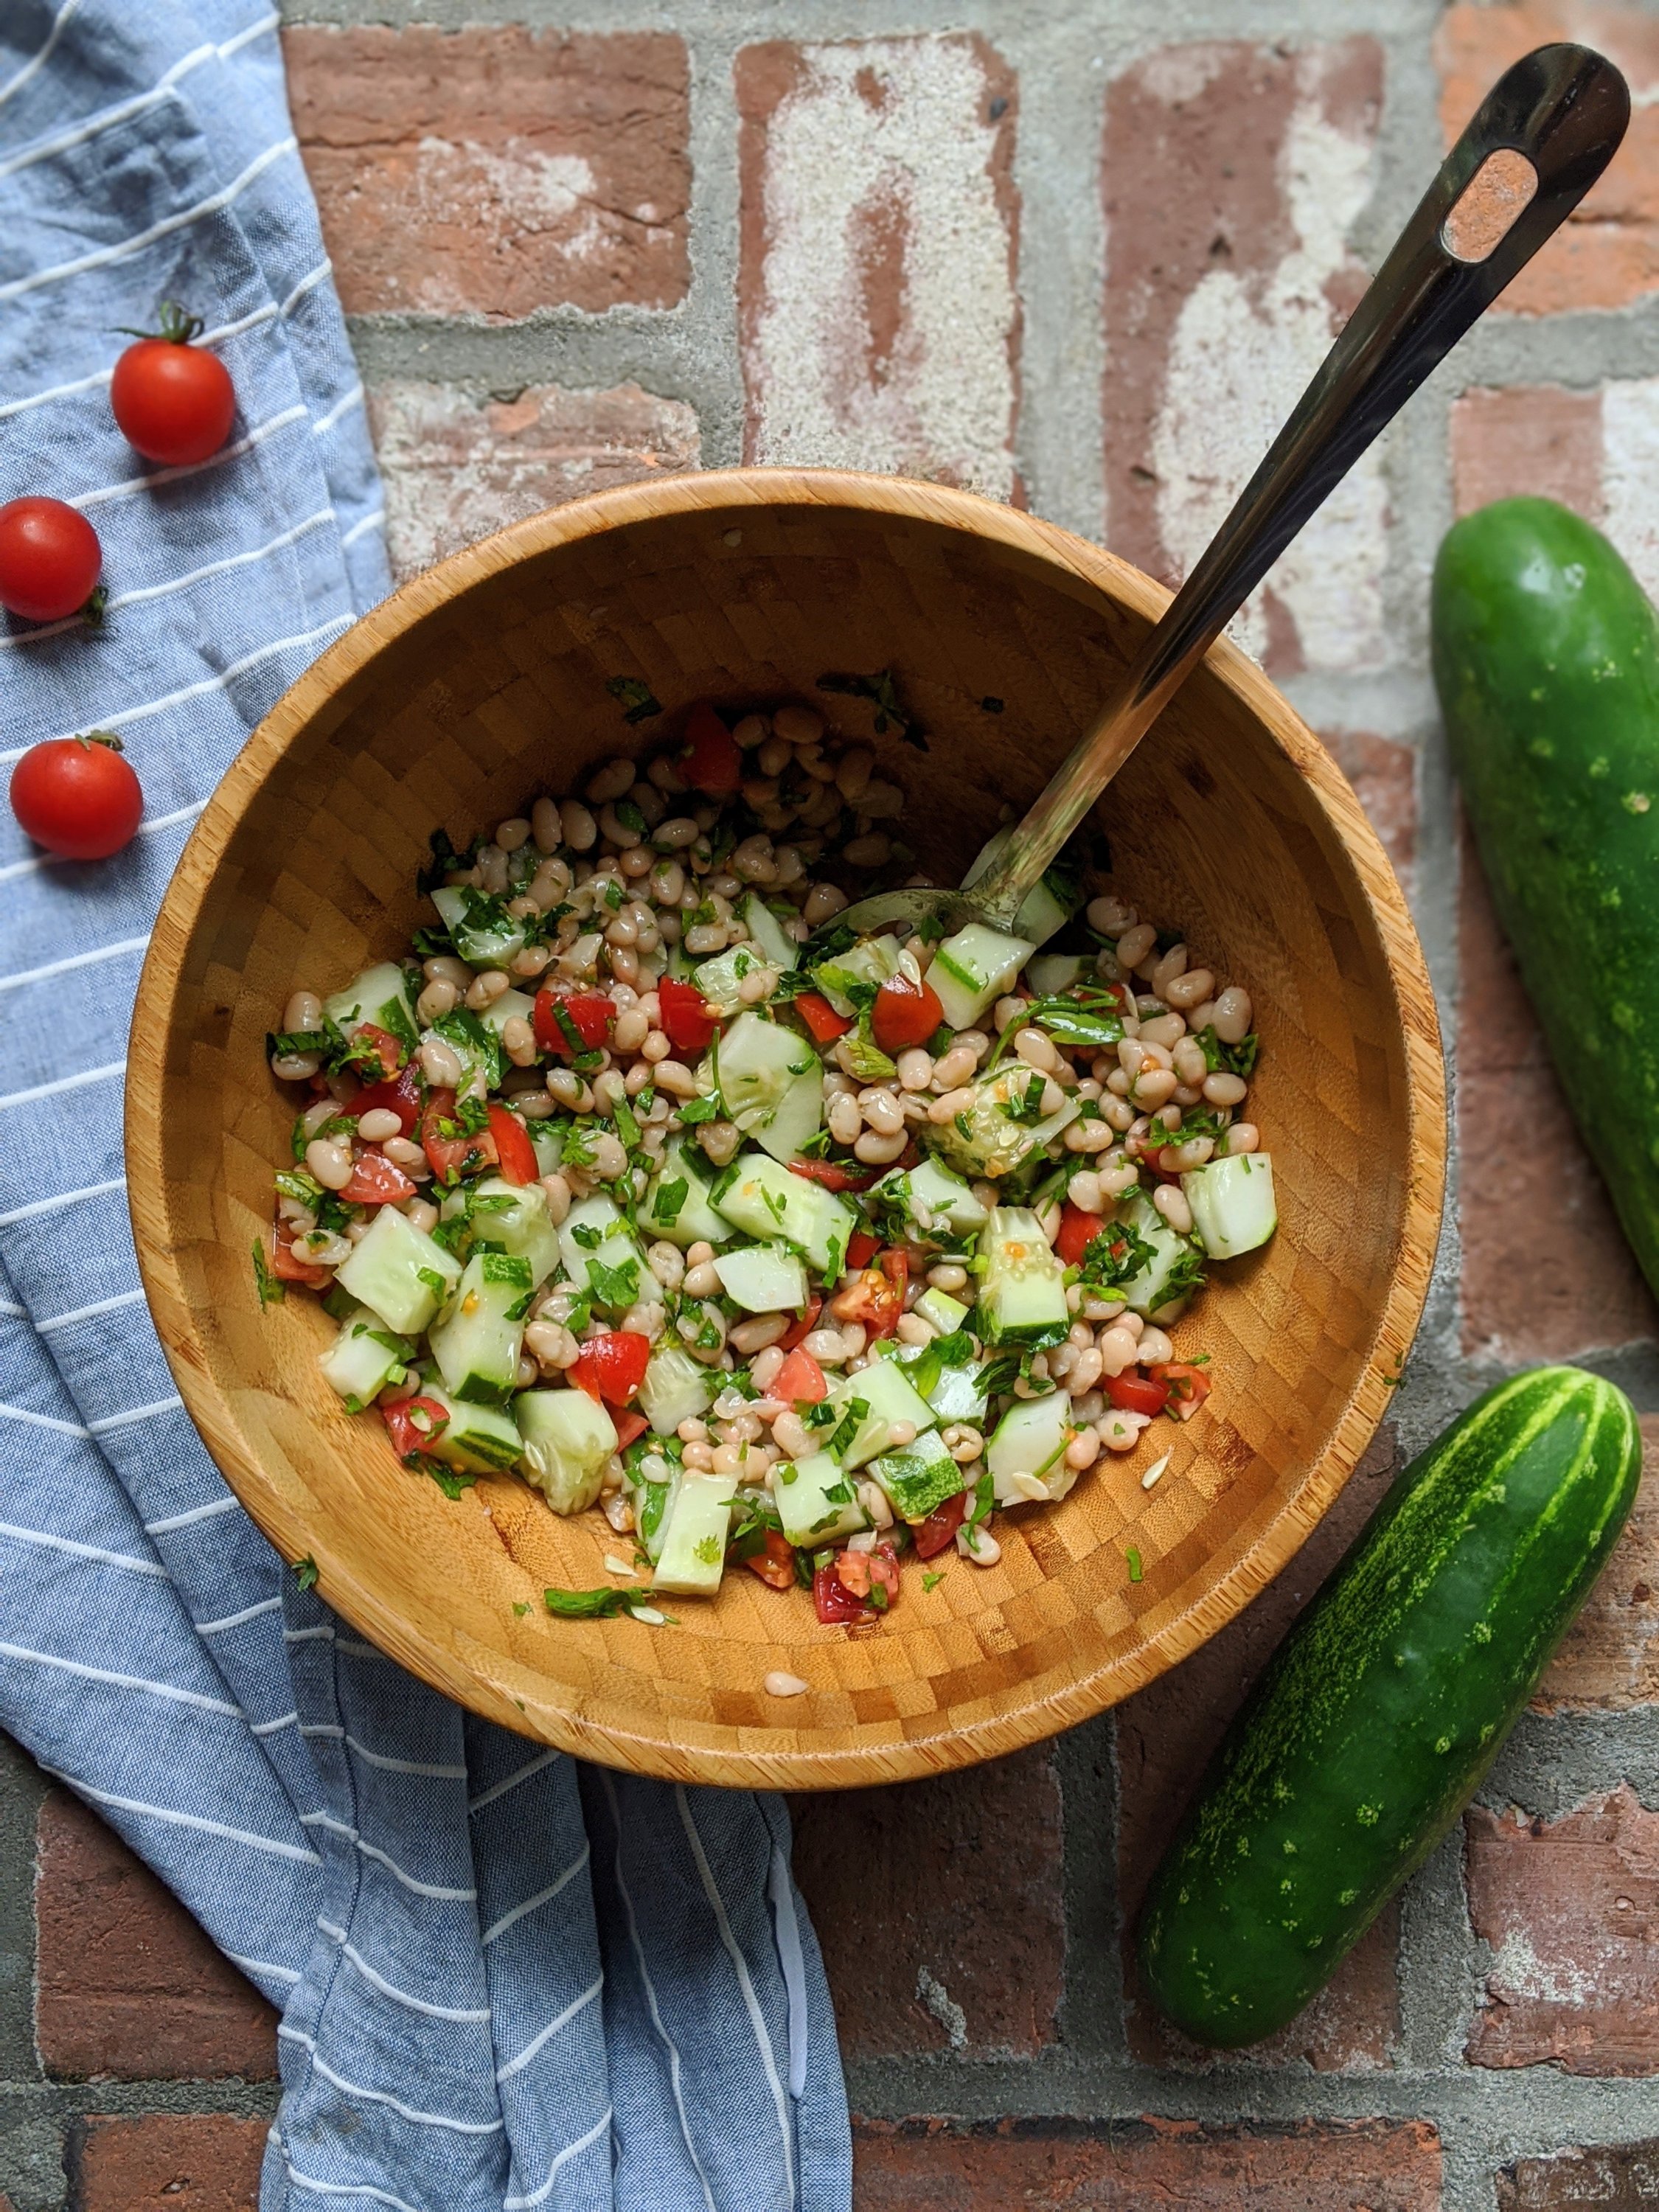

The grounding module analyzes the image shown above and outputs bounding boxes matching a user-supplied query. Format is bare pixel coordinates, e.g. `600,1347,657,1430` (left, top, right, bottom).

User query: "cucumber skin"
1137,1367,1641,2049
1433,498,1659,1298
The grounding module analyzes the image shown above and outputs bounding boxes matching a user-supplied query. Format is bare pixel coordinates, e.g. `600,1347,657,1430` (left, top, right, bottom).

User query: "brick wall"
5,3,1659,2207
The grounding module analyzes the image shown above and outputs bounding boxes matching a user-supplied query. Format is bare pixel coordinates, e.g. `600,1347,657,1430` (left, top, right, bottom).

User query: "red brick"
1326,731,1418,902
1437,5,1659,315
1467,1784,1659,2073
1457,829,1658,1363
852,2118,1442,2210
1117,1425,1404,2069
36,1790,277,2081
367,380,700,580
73,2115,267,2211
1499,2139,1659,2208
1450,386,1607,524
737,36,1020,498
792,1744,1062,2058
1104,41,1385,676
1538,1417,1659,1710
285,28,689,318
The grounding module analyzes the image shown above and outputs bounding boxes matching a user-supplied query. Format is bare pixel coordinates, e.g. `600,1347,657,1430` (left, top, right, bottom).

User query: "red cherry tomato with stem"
10,732,142,860
111,302,236,467
871,973,944,1055
0,498,102,624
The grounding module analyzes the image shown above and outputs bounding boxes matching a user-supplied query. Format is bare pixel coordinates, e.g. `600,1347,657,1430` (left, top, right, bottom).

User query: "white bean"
419,1037,464,1088
1211,986,1253,1044
355,1107,402,1144
306,1138,354,1191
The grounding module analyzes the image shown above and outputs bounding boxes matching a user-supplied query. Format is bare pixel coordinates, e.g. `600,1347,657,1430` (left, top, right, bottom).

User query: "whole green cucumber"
1433,498,1659,1297
1138,1367,1640,2048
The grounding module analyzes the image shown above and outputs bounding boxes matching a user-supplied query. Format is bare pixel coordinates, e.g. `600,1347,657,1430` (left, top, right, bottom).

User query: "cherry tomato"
772,1347,827,1405
745,1529,798,1590
813,1562,869,1624
1105,1370,1170,1418
815,1540,902,1623
382,1394,451,1464
776,1293,822,1351
1054,1202,1102,1270
871,973,944,1054
569,1330,651,1407
9,731,142,860
1150,1361,1212,1422
679,701,742,794
351,1059,422,1136
830,1250,907,1338
787,1156,879,1194
269,1227,330,1289
844,1230,881,1272
914,1486,968,1559
340,1149,418,1207
533,989,615,1058
352,1023,407,1079
111,307,236,466
486,1102,538,1187
611,1409,650,1452
794,991,852,1045
657,976,721,1052
420,1088,498,1182
0,498,102,624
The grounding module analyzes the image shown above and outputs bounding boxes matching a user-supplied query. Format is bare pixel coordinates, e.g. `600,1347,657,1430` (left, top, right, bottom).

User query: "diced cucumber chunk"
713,1240,808,1315
529,1124,565,1176
751,1066,824,1166
1025,951,1088,995
739,892,799,972
977,1207,1068,1344
428,1251,532,1404
823,1358,936,1470
1115,1190,1198,1316
914,1285,970,1335
964,830,1079,950
869,1427,965,1522
319,1307,413,1407
653,1472,738,1596
558,1194,650,1308
928,922,1035,1030
922,1065,1071,1182
323,960,419,1049
693,942,772,1015
515,1388,616,1514
774,1448,867,1547
431,885,527,969
467,1175,562,1286
638,1343,716,1436
810,934,901,1017
424,1389,524,1475
872,1155,987,1239
922,1349,993,1426
701,1010,814,1132
1183,1152,1276,1259
477,987,538,1040
643,1138,735,1249
712,1150,855,1279
987,1391,1076,1504
336,1206,462,1335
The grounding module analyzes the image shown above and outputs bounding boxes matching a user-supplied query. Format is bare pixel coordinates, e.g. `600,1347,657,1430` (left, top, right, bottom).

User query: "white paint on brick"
915,1964,968,2048
1150,55,1385,669
745,38,1017,498
1485,1928,1597,2008
1601,375,1659,605
410,140,608,302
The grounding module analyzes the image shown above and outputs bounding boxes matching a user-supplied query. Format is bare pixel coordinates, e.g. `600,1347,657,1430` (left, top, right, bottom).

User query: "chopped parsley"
1196,1025,1259,1078
651,1177,689,1226
252,1239,284,1306
1126,1546,1144,1585
922,1570,945,1593
816,667,927,751
544,1584,669,1620
605,675,663,724
588,1257,640,1310
291,1555,319,1590
824,1398,869,1460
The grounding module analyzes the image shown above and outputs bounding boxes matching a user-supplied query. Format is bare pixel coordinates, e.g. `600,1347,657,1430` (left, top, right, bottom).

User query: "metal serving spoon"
829,42,1630,944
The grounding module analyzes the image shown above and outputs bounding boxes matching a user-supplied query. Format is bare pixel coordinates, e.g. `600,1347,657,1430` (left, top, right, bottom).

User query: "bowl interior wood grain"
128,471,1444,1790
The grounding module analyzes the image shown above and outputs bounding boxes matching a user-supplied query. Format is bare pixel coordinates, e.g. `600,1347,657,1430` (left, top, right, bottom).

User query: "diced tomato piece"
830,1249,907,1338
813,1562,871,1624
352,1057,422,1136
486,1102,538,1187
382,1394,450,1464
340,1149,418,1207
657,975,722,1052
420,1088,498,1182
745,1529,797,1591
777,1293,822,1352
1150,1361,1212,1422
569,1330,652,1407
914,1485,968,1559
1054,1201,1102,1270
787,1156,879,1193
611,1408,650,1452
794,990,853,1045
1105,1370,1171,1418
817,1540,901,1623
270,1228,331,1288
845,1229,881,1271
352,1023,407,1079
772,1347,827,1405
680,700,742,794
871,973,945,1054
867,1541,901,1608
533,989,616,1059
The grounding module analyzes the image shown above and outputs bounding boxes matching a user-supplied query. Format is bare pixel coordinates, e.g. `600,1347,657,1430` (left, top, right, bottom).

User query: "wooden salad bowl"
128,470,1445,1790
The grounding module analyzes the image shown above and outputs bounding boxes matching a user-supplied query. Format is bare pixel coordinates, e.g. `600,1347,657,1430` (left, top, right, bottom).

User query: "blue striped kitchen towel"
0,7,852,2208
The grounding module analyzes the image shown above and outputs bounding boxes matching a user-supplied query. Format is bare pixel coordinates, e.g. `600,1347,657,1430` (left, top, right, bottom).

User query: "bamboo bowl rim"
128,468,1446,1789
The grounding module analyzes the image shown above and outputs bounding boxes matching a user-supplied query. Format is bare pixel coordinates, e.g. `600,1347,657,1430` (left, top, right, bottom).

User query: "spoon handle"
975,41,1629,928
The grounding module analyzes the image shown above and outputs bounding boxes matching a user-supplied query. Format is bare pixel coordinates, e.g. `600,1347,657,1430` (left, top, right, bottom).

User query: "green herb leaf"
922,1569,945,1592
1126,1546,1144,1585
606,676,662,724
543,1585,663,1619
292,1554,319,1591
252,1239,285,1307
